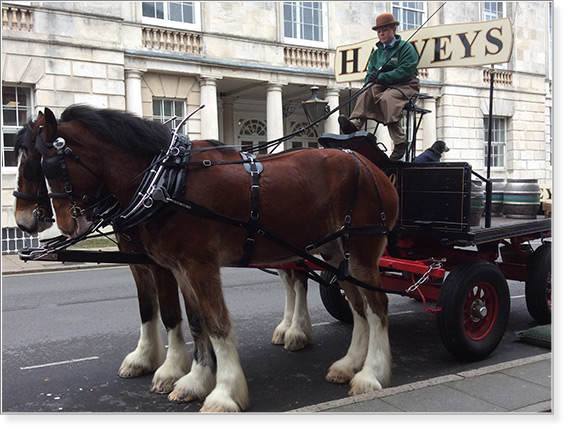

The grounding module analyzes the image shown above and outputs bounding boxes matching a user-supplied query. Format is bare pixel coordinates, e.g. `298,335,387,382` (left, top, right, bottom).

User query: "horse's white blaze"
202,333,249,412
153,323,192,387
120,317,164,375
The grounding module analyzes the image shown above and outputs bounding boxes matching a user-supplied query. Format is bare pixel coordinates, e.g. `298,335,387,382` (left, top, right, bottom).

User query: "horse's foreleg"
170,262,248,412
166,269,217,403
272,270,313,351
325,283,369,384
349,289,391,395
118,264,164,378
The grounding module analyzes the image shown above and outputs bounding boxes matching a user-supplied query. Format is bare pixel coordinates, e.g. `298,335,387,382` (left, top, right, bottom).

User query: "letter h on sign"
340,48,359,75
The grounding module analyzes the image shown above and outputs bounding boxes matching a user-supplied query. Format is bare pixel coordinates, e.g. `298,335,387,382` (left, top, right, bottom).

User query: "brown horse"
14,112,313,399
13,116,193,393
32,105,398,412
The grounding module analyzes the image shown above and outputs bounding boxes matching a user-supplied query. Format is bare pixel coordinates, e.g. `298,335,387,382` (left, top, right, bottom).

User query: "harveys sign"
335,18,513,83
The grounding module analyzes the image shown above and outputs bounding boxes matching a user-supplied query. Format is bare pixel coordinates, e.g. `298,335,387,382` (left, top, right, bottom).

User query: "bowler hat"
372,13,400,30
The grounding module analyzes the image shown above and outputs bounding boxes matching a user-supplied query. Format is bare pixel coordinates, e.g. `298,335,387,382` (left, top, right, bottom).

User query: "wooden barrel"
469,179,485,226
491,178,506,217
503,179,541,219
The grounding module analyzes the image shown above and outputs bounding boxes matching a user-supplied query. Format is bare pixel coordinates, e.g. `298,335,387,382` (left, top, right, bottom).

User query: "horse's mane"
59,105,171,155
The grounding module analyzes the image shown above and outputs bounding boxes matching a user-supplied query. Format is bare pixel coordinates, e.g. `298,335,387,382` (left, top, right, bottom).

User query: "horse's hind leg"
272,270,313,351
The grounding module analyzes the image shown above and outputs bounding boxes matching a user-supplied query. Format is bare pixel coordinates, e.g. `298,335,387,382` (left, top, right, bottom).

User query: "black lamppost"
301,86,329,124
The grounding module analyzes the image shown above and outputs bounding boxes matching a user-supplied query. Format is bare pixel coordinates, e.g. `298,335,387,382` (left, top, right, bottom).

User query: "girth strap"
238,152,263,266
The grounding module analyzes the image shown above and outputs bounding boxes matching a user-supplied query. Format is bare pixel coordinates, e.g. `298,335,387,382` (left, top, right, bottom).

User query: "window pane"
3,108,17,126
2,86,16,105
156,2,164,19
183,2,194,23
142,2,156,18
169,2,183,22
152,99,162,116
3,133,17,166
175,100,184,117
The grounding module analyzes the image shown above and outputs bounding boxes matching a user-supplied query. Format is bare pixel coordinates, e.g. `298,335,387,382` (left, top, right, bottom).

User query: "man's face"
377,25,397,44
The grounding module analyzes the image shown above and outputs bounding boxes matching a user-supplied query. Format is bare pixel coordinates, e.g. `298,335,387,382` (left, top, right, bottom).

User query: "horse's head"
33,107,105,238
13,111,55,236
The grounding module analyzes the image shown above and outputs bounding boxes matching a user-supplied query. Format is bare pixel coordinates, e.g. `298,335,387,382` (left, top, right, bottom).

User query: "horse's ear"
42,108,58,142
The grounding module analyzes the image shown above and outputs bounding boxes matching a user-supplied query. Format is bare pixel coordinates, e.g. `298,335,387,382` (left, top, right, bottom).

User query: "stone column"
266,83,284,152
199,76,219,140
324,88,340,134
125,69,144,117
221,96,237,145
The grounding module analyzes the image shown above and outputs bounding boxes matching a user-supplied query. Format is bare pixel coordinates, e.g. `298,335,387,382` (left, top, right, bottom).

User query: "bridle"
14,125,104,223
40,134,102,220
12,148,55,224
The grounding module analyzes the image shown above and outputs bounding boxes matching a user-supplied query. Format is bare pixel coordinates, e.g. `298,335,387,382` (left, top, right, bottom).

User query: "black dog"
413,140,450,162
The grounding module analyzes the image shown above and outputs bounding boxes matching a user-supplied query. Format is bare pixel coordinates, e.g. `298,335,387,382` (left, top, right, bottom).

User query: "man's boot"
338,115,362,134
390,142,409,160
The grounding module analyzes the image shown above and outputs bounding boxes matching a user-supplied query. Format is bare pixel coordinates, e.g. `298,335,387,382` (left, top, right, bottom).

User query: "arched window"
238,118,267,153
288,121,319,149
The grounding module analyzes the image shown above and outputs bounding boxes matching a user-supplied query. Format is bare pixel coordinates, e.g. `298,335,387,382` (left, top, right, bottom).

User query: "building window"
2,86,33,168
284,2,326,47
152,99,187,133
288,121,319,149
142,1,200,30
238,118,267,154
482,2,505,20
392,2,425,30
483,116,507,168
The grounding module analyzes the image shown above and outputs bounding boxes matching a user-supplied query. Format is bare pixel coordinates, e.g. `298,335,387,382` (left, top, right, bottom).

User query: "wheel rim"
463,282,499,341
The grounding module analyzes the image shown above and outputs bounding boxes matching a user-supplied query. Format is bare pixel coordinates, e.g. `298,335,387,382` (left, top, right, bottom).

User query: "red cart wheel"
436,261,510,361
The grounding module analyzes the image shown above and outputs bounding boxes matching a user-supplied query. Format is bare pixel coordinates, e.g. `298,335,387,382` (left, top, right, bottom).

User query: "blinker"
41,156,65,180
23,159,43,182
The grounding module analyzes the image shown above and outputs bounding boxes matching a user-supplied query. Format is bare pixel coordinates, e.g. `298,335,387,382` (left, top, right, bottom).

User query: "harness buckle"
53,137,66,150
203,160,212,167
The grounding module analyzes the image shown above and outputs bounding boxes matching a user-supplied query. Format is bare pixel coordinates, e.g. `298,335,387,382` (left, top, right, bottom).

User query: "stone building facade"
1,1,552,253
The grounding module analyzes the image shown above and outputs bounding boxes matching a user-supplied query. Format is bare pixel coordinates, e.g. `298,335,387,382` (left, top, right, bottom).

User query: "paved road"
2,266,549,412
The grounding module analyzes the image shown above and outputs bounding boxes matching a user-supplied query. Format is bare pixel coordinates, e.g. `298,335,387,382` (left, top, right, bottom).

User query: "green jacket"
365,35,419,86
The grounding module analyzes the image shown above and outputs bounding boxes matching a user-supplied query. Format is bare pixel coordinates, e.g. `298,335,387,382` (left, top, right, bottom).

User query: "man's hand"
367,69,380,83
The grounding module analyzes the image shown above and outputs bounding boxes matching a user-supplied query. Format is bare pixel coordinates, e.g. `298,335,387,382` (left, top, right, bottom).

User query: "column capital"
199,76,219,86
124,68,146,79
265,82,283,91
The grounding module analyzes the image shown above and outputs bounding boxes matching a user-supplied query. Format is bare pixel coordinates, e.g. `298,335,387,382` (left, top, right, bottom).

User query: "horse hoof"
151,379,176,394
348,373,383,396
325,370,351,384
118,365,149,378
271,327,287,346
168,388,198,403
